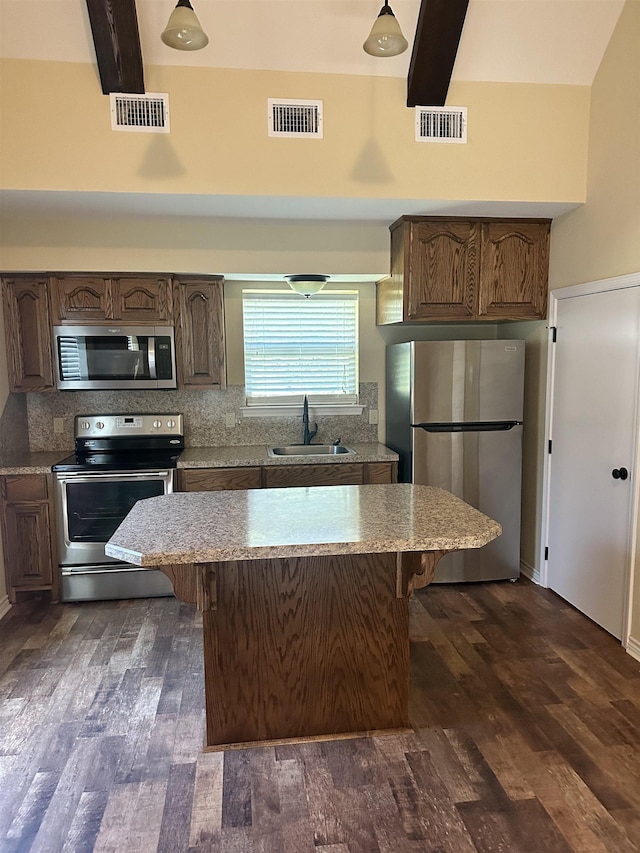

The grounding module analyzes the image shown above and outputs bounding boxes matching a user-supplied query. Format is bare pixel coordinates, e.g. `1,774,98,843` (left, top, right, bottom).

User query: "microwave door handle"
148,335,157,379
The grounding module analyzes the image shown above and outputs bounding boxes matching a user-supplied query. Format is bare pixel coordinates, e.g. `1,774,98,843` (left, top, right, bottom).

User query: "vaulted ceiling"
0,0,625,88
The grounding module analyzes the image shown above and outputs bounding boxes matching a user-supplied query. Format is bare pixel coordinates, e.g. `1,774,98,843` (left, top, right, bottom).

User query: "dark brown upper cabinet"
377,216,550,324
52,275,173,324
2,276,55,392
2,272,228,393
174,276,227,390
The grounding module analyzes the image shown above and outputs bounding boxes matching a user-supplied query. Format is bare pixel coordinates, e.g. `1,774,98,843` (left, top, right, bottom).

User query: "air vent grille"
268,99,323,138
110,93,170,133
415,106,467,143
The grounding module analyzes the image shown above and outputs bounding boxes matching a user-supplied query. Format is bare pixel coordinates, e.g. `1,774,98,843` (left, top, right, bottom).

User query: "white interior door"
547,285,640,639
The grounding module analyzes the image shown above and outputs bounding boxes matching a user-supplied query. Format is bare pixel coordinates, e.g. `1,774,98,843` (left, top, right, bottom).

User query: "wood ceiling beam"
85,0,145,94
407,0,469,108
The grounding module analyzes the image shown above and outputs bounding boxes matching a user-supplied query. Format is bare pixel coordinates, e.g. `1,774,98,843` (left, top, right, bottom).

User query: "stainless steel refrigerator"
386,340,525,583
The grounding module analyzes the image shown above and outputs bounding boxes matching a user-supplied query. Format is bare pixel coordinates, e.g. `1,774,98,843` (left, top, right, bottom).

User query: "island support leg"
198,551,410,749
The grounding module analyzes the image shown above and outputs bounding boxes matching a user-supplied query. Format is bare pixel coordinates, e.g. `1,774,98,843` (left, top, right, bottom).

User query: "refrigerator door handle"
411,421,522,433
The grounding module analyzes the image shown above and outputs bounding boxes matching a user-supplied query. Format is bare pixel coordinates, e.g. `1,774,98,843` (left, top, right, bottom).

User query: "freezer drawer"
412,425,522,582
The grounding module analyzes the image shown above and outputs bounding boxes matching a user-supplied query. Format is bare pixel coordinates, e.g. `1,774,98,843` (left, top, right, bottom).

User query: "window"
242,290,359,407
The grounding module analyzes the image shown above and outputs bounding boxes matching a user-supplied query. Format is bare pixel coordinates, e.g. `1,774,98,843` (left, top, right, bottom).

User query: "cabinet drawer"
181,467,263,491
2,474,49,502
364,463,397,484
264,463,365,488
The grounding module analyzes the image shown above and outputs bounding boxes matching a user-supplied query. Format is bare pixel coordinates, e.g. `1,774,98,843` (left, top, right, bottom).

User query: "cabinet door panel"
112,277,172,323
53,276,111,322
264,464,365,488
181,467,262,491
478,221,549,319
175,279,226,389
407,220,478,320
4,502,54,589
2,277,55,391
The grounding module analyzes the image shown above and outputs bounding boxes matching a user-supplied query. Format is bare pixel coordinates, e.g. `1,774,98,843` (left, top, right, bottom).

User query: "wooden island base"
106,484,500,751
161,549,445,749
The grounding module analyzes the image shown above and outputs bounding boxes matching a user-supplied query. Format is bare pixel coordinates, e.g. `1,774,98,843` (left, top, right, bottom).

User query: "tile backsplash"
25,384,379,451
0,393,29,456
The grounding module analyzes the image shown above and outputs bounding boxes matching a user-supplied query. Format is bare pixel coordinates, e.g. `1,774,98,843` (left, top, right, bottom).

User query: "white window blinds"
243,290,359,405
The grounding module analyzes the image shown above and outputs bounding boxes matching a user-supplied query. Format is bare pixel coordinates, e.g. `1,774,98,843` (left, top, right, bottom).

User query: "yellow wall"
0,216,390,278
549,1,640,286
0,59,589,205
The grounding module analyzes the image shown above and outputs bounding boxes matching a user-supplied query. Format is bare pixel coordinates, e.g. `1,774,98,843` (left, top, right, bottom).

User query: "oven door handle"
148,335,157,380
61,565,156,576
56,471,172,482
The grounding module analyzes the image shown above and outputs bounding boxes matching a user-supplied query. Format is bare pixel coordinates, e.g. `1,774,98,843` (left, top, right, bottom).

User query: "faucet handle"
332,437,341,446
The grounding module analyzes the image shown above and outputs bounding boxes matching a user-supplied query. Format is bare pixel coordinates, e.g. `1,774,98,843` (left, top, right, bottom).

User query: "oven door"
55,469,176,601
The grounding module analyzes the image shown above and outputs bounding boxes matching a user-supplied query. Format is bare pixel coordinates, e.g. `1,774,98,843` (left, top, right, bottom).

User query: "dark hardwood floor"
0,578,639,852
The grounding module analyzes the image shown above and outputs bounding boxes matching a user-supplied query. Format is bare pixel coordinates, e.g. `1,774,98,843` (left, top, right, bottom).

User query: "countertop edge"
105,527,501,567
106,484,502,567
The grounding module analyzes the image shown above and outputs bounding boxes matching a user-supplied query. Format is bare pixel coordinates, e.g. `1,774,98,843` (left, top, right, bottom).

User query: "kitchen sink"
268,444,356,457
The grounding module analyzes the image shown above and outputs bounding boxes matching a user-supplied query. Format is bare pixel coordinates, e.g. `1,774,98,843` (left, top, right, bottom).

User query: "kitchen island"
106,483,500,750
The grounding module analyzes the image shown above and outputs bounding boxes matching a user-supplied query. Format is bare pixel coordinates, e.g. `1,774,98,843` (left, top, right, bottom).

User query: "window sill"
241,404,365,418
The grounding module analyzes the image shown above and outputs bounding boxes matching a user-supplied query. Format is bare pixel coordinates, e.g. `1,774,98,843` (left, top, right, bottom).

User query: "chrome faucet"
302,395,318,445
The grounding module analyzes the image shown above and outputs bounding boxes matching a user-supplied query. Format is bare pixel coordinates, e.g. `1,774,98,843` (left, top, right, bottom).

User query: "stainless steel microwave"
53,325,177,390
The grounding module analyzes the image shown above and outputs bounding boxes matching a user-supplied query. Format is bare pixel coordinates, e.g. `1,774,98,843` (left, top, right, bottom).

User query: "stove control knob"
167,419,176,429
96,421,104,430
80,420,91,431
153,419,162,429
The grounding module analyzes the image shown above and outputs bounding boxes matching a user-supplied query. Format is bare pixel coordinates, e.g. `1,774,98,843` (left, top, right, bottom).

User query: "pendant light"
161,0,209,51
285,275,329,297
363,3,408,57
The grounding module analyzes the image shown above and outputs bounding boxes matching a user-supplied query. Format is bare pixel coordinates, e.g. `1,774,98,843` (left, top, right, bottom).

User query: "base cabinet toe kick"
106,484,501,750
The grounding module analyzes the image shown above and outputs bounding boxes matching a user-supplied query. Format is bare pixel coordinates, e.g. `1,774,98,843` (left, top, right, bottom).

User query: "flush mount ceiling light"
161,0,209,51
285,275,330,297
363,3,408,57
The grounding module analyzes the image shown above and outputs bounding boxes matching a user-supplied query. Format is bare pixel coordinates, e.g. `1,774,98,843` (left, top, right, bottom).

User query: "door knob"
612,467,629,480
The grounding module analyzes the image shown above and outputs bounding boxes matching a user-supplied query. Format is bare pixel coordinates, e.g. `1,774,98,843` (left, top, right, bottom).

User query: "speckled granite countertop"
178,442,398,468
0,451,71,475
106,484,501,566
0,443,397,476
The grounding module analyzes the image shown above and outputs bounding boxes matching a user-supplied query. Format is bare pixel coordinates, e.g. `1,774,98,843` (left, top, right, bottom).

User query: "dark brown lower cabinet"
0,474,58,603
179,461,397,492
0,464,395,604
179,467,263,491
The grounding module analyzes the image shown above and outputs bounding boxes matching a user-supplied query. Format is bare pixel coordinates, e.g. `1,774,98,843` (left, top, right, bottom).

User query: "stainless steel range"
52,413,184,602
